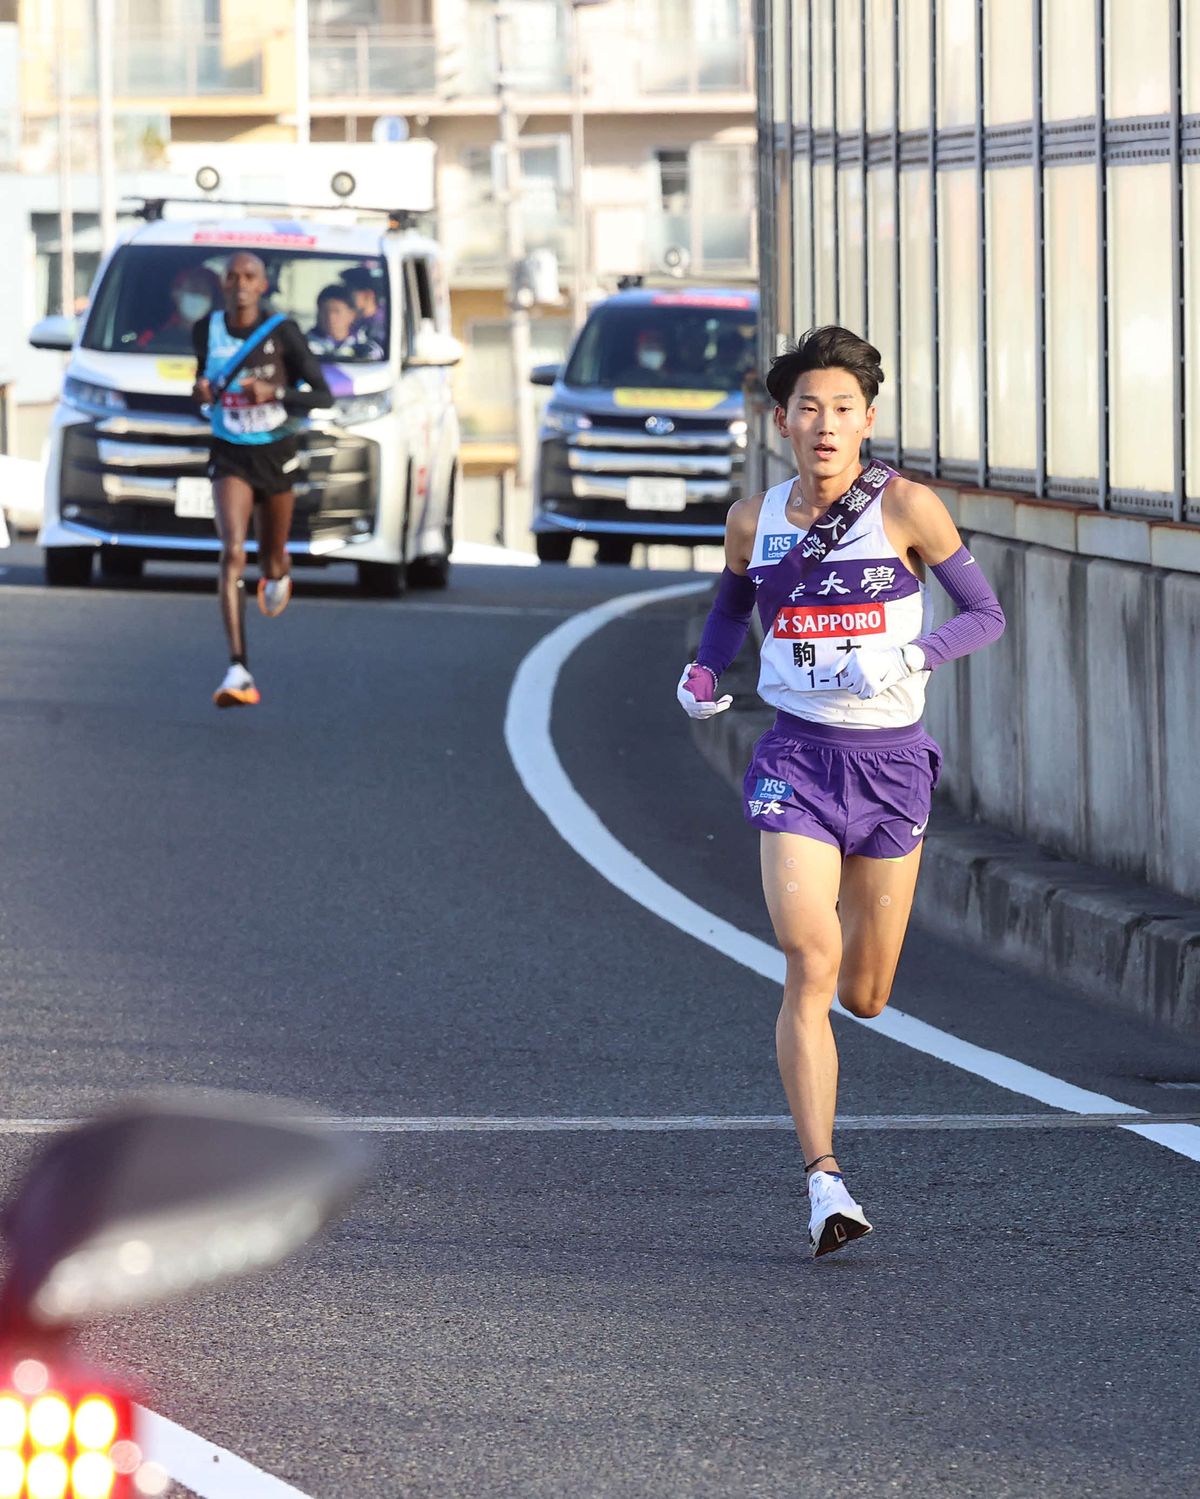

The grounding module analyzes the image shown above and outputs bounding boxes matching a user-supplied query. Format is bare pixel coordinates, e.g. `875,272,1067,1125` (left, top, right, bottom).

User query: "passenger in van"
306,286,384,360
341,267,388,346
136,265,221,350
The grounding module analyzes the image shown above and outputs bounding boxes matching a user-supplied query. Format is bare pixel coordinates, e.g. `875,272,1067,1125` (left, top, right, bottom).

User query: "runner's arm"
678,497,761,718
695,497,761,677
277,321,334,412
886,479,1006,670
190,319,211,406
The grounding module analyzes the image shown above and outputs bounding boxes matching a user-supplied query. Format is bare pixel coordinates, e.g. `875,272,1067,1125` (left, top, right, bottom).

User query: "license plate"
175,476,214,519
626,476,688,512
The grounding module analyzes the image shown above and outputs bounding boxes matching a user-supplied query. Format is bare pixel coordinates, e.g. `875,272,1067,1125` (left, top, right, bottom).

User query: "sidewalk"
687,609,1200,1034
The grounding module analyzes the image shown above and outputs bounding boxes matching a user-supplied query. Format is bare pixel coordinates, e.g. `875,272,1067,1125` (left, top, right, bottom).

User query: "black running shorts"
208,436,301,501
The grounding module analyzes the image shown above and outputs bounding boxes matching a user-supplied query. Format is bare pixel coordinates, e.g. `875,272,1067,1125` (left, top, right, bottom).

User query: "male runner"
191,253,332,708
678,326,1005,1257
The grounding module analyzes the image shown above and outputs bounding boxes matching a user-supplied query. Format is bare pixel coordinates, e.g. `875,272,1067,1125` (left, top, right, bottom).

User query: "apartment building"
3,0,756,470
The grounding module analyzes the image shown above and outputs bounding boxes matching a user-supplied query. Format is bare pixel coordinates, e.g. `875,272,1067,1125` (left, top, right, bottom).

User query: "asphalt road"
0,542,1198,1499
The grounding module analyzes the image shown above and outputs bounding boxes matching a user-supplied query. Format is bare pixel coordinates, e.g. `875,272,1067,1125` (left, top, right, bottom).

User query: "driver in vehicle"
136,265,220,350
306,285,384,360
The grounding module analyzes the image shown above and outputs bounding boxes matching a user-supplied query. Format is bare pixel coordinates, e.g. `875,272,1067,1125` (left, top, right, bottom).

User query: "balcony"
309,28,437,99
307,7,752,109
22,27,264,105
115,28,263,97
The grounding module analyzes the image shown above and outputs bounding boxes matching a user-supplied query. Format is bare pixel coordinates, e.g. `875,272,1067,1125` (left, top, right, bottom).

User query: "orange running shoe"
257,576,293,618
213,664,261,709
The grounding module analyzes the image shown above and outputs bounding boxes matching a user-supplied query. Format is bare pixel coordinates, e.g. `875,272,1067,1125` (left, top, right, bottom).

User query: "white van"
31,206,462,596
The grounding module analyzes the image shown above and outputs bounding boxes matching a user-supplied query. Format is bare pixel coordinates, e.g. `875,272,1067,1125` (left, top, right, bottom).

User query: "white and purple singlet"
749,463,932,729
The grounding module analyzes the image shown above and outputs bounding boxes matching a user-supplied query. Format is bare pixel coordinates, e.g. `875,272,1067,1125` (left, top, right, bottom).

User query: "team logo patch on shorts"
749,776,791,817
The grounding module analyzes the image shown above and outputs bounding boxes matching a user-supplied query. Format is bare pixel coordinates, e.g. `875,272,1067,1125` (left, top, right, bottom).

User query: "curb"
686,609,1200,1032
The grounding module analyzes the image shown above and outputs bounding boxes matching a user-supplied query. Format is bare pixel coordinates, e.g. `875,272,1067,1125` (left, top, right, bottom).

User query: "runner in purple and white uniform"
678,326,1006,1257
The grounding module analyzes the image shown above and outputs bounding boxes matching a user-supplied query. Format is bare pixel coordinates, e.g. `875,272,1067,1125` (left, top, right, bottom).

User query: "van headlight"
333,391,393,426
541,405,592,435
62,376,127,415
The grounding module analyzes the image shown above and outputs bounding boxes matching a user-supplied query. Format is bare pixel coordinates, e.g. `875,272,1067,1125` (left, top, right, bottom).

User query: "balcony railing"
309,28,437,98
308,16,751,104
28,27,264,100
116,28,263,96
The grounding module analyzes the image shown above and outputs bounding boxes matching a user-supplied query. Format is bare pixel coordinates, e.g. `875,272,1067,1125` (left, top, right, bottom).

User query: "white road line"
504,580,1200,1167
138,1405,313,1499
0,1111,1197,1135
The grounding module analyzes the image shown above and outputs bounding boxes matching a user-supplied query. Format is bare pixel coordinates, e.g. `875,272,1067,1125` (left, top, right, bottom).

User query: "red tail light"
0,1362,141,1498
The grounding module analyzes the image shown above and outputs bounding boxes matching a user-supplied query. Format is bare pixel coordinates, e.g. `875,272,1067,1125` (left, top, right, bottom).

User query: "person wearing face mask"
137,265,220,350
615,328,670,384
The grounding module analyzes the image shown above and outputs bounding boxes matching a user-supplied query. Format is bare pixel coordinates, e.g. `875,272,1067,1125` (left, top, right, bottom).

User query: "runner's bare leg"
213,476,254,659
257,489,295,583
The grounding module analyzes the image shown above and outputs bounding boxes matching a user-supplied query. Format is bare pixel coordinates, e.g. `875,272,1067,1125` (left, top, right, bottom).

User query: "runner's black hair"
765,326,884,409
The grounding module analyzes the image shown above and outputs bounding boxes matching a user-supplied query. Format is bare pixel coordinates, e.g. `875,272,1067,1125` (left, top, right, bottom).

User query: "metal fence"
755,0,1199,524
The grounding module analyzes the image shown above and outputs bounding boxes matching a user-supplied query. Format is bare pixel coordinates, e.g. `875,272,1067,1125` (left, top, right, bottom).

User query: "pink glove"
677,662,733,720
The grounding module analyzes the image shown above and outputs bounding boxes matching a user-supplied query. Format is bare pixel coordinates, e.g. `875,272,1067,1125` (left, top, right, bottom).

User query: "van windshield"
562,296,757,393
83,244,390,364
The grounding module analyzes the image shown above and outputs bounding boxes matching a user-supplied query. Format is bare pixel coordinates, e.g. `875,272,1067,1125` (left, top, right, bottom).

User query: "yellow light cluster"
0,1392,118,1499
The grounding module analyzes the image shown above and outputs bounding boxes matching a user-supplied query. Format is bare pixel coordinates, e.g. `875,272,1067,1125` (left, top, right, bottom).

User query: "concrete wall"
928,485,1200,903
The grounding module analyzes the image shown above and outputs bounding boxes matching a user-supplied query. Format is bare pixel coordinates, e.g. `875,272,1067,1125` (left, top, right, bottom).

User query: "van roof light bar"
121,197,425,226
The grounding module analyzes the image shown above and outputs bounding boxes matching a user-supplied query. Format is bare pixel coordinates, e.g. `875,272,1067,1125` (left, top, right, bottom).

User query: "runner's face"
774,368,875,480
223,255,269,315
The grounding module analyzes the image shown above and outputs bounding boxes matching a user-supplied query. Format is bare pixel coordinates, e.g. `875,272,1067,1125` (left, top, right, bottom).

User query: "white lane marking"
0,1111,1197,1135
504,581,1200,1167
138,1405,313,1499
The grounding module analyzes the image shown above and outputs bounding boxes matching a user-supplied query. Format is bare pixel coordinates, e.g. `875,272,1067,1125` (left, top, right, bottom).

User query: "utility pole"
494,0,536,489
569,0,610,331
95,0,116,251
294,0,311,146
569,0,586,329
55,0,75,318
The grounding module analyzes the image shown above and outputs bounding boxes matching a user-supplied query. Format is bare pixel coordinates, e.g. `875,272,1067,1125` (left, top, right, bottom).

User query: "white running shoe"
212,663,261,709
808,1170,873,1258
257,575,292,618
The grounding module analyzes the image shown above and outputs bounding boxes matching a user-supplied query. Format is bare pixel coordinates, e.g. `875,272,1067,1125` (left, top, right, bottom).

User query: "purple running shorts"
743,712,943,859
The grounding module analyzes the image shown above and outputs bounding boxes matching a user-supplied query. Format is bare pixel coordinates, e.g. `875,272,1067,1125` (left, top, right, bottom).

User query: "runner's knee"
221,539,247,574
838,981,891,1020
782,941,841,1005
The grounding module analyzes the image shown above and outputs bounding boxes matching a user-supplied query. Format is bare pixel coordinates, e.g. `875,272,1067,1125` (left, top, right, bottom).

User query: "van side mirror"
29,316,77,352
408,325,464,367
530,364,561,387
0,1094,368,1335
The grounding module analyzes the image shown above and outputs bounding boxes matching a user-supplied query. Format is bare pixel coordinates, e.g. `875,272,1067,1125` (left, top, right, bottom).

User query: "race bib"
219,393,288,438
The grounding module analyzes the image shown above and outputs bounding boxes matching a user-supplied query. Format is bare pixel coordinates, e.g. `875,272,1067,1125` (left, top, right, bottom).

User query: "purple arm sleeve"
695,567,758,678
914,546,1006,669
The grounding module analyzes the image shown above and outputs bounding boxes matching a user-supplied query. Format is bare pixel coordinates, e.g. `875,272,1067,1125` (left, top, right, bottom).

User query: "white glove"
834,643,926,700
676,662,733,720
